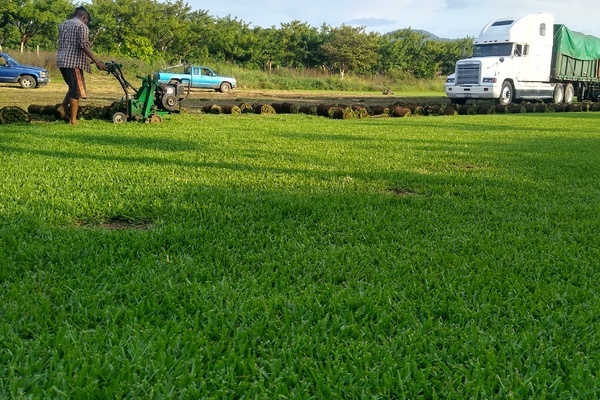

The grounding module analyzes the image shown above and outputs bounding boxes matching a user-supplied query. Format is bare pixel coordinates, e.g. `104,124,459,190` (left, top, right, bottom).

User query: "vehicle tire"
451,99,467,106
497,81,513,105
161,94,178,111
564,83,574,104
112,111,127,124
553,83,564,104
19,75,37,89
219,82,232,93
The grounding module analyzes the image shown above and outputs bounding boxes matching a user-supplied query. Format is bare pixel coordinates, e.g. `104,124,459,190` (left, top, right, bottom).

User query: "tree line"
1,0,472,79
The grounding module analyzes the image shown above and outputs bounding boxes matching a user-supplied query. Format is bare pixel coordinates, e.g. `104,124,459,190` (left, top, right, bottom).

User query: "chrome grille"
456,62,481,85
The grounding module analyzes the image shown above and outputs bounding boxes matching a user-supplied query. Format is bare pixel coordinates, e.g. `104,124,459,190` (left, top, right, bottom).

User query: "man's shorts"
59,68,87,99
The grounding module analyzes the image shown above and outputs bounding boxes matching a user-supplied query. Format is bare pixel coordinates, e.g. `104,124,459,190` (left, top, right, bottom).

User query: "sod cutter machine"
105,62,187,123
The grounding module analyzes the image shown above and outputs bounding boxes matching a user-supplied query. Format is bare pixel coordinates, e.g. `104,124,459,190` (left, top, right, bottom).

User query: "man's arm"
83,47,106,71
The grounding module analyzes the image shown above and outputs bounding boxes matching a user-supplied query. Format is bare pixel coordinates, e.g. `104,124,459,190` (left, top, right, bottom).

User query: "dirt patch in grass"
76,216,153,231
387,187,419,197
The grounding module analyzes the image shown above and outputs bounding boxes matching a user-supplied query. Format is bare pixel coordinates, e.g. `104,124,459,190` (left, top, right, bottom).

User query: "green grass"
1,113,600,398
227,65,445,93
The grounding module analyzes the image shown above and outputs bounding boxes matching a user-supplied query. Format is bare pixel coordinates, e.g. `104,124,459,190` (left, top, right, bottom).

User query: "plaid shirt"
57,18,92,72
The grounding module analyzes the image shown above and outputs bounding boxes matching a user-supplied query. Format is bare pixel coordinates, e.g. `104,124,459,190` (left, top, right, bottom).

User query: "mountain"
385,28,456,42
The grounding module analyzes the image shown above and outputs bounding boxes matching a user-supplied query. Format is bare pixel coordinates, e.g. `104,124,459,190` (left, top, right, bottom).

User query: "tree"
250,26,284,72
3,0,72,52
435,38,472,76
0,0,17,49
88,0,155,60
279,21,323,69
167,9,213,63
87,0,195,62
378,29,431,77
378,29,472,79
206,16,253,64
320,25,380,79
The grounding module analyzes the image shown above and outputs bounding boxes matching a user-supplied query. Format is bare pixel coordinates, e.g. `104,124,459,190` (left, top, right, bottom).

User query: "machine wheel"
564,83,574,104
161,94,178,111
553,83,564,104
497,81,514,105
19,75,37,89
148,114,162,123
112,111,127,124
219,82,232,93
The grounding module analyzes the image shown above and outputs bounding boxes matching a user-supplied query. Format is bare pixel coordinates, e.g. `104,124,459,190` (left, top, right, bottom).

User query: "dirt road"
0,75,448,112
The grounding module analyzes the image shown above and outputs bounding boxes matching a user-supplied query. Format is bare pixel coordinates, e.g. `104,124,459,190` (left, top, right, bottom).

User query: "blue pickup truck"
157,65,236,93
0,52,49,88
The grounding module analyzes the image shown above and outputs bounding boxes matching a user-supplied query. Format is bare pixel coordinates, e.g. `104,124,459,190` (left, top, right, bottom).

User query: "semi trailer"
445,13,600,105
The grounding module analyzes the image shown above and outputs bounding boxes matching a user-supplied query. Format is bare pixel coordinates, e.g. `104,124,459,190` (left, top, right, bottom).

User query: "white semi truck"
445,13,600,105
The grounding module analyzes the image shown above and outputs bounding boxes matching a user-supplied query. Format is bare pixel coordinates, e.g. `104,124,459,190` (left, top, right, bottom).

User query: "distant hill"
385,28,457,42
415,29,440,40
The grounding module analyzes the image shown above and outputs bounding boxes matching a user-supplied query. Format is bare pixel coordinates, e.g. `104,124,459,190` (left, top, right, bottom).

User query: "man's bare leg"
68,98,79,124
62,94,70,110
56,94,70,120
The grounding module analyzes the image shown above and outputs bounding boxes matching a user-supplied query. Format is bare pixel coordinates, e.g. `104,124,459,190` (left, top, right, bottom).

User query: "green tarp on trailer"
554,24,600,60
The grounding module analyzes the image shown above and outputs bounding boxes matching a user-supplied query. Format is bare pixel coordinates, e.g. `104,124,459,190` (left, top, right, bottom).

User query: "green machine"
106,62,187,123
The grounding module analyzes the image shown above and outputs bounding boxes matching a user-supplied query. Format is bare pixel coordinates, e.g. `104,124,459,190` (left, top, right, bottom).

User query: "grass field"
1,111,600,398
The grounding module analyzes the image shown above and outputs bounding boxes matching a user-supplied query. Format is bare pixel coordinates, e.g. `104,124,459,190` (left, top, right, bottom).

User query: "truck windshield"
473,43,513,57
1,54,17,65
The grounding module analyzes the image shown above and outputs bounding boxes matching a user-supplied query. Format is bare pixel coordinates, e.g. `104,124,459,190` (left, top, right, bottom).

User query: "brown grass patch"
76,216,153,231
387,188,418,197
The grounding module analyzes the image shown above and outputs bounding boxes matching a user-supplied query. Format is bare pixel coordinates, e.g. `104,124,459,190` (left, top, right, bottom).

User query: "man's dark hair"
74,6,90,23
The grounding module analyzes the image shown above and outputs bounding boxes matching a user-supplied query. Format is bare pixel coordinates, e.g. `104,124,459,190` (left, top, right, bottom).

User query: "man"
57,6,106,124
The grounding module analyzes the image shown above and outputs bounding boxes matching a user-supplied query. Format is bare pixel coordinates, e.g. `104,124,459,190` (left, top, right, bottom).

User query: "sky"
185,0,600,39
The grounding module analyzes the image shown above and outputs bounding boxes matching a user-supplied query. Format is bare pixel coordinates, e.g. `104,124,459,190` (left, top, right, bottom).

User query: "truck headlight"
40,71,47,78
446,77,455,83
482,77,497,83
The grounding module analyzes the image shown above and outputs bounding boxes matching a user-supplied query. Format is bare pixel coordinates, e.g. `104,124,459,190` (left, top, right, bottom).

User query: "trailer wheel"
564,83,574,104
498,81,513,105
553,84,564,104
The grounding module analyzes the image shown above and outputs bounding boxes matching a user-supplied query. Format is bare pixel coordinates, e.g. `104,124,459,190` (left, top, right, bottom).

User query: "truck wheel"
451,99,467,106
564,83,574,104
19,75,37,89
553,84,564,104
219,82,232,93
498,81,513,105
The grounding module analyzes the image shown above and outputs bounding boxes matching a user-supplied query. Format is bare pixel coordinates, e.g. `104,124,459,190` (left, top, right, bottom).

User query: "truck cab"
0,52,49,89
445,13,556,105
